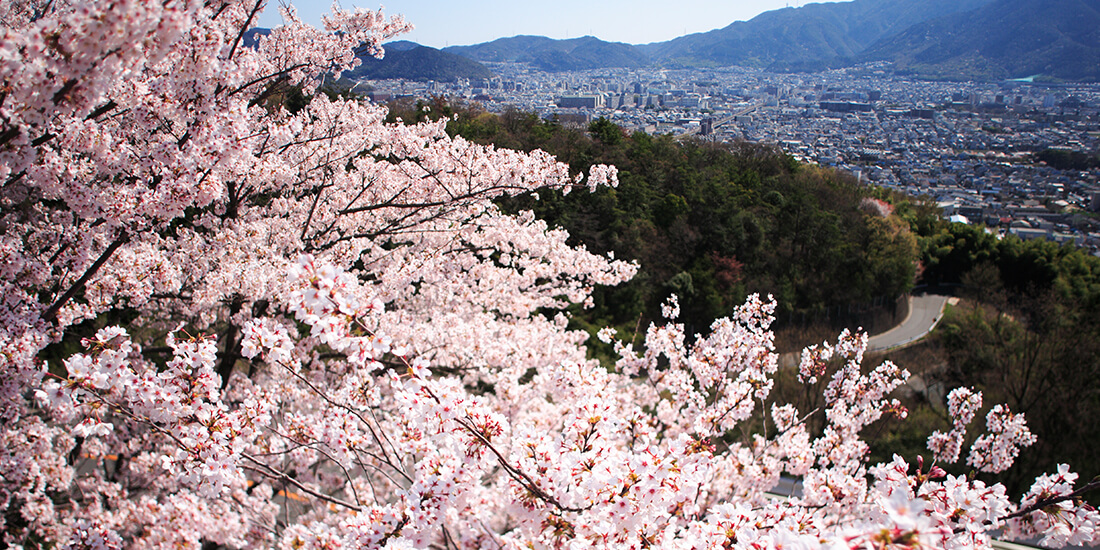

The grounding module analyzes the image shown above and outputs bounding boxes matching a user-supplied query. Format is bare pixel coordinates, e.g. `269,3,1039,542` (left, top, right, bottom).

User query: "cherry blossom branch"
241,453,363,512
277,360,412,483
63,384,194,455
298,440,363,508
453,414,589,514
998,479,1100,523
41,231,129,323
300,181,331,244
84,100,118,122
0,100,121,179
226,0,264,60
233,64,311,100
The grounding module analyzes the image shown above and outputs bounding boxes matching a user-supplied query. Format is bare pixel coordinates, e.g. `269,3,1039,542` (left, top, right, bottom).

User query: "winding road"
866,293,953,352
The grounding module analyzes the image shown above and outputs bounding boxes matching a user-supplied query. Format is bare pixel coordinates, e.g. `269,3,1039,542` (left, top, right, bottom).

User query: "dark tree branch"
0,127,20,148
41,231,129,323
241,454,363,512
957,479,1100,536
227,0,265,60
999,479,1100,523
84,100,118,121
216,295,245,390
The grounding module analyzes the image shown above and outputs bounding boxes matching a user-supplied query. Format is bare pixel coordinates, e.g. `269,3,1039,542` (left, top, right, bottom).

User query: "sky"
256,1,828,49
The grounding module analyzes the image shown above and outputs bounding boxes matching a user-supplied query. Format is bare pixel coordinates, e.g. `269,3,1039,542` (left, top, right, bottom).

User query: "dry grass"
773,323,849,354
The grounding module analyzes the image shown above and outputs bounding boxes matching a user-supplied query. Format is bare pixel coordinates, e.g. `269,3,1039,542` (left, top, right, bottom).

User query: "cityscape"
361,63,1100,256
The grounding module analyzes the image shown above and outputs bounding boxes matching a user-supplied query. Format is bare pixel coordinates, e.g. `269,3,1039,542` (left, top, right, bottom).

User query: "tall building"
558,95,605,109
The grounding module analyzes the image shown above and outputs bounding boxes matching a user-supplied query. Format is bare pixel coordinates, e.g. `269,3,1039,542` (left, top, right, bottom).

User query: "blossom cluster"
1004,465,1100,547
928,387,983,464
927,387,1037,474
0,1,1096,549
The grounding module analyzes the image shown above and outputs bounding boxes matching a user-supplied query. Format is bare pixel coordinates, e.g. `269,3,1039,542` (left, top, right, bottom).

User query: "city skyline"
256,0,820,49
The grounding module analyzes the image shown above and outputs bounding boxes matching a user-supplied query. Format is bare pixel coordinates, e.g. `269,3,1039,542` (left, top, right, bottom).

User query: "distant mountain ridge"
440,0,1100,81
248,0,1100,82
443,36,650,72
242,31,492,82
861,0,1100,81
642,0,996,70
346,42,493,82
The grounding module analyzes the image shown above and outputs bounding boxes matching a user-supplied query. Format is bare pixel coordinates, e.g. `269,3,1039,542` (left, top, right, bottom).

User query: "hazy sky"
256,1,828,48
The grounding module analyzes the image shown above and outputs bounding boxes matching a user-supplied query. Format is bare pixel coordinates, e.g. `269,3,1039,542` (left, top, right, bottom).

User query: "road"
778,293,952,369
686,103,759,135
867,293,952,352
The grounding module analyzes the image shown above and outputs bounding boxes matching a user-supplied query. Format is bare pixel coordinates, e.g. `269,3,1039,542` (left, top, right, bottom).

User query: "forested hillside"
389,99,920,344
913,222,1100,494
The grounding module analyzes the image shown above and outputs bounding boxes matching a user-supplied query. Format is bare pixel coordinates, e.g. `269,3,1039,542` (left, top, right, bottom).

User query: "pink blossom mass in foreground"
0,1,1097,549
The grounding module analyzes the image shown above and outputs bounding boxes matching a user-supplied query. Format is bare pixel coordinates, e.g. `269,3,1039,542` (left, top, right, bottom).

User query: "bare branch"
242,454,363,512
41,231,129,323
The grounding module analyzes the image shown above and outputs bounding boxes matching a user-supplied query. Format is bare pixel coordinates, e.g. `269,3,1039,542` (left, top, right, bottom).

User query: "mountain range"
637,0,996,69
249,0,1100,82
444,36,650,72
241,31,493,82
862,0,1100,81
344,41,492,82
438,0,1099,82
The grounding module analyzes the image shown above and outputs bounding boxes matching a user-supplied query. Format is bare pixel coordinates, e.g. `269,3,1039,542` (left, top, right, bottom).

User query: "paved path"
777,293,952,369
867,294,952,352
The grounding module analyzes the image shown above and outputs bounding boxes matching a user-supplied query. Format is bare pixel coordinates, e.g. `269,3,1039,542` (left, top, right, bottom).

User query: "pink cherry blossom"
0,2,1095,549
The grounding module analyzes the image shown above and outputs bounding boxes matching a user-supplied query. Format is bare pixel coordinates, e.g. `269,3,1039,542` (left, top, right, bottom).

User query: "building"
820,101,873,113
557,95,605,109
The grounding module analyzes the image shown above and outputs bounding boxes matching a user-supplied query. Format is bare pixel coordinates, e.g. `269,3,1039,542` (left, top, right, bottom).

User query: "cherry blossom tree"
0,1,1096,549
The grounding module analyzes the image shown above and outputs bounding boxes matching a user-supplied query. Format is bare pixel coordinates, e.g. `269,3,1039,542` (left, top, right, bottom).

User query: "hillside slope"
445,35,650,71
641,0,995,69
347,43,493,81
863,0,1100,81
